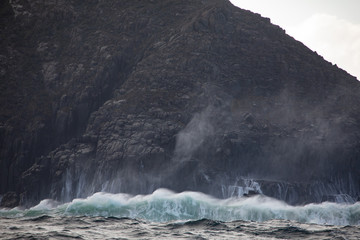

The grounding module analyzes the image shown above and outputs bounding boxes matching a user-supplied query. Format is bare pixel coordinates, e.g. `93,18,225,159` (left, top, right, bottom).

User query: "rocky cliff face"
1,0,360,207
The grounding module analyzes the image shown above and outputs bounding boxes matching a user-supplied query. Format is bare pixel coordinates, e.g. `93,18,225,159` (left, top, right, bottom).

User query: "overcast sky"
229,0,360,80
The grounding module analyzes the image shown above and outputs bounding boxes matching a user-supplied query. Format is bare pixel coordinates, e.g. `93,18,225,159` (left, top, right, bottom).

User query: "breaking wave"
1,189,360,226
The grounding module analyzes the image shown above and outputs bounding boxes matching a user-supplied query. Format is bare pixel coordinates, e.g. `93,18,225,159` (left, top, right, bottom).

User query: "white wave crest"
1,189,359,226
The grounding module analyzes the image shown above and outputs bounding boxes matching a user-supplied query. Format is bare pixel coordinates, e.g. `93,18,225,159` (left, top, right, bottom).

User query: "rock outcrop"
1,0,360,207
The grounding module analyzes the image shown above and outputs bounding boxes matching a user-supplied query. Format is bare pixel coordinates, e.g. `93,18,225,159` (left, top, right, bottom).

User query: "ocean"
1,189,360,239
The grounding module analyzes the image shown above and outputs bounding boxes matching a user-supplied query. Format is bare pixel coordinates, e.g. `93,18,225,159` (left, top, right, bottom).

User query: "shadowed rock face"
1,0,360,207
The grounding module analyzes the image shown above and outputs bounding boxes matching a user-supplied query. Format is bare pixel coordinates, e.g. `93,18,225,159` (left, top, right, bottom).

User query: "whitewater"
1,189,360,239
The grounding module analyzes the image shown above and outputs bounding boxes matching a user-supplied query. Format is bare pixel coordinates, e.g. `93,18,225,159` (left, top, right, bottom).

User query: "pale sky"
229,0,360,80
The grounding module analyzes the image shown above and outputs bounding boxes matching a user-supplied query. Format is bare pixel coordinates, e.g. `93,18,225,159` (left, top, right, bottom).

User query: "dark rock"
1,0,360,206
243,190,259,197
321,194,355,204
0,192,19,208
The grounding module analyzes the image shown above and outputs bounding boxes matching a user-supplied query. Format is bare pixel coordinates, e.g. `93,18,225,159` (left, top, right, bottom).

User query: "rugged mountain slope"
1,0,360,207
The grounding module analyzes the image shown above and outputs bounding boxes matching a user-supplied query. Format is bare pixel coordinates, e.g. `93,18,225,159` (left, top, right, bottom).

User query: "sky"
229,0,360,80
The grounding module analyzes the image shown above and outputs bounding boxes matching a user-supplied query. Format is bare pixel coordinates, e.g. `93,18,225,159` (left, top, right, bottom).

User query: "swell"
1,189,359,226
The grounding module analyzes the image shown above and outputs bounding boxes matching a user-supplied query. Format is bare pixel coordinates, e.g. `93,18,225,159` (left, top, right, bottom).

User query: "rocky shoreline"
1,0,360,207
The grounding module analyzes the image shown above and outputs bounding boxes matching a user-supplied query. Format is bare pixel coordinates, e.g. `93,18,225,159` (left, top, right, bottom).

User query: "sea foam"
1,189,360,225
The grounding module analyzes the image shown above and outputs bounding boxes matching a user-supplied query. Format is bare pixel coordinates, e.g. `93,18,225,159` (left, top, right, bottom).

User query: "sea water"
1,189,360,239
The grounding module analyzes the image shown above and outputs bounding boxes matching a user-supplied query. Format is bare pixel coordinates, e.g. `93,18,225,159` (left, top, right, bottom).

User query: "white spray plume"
174,106,215,161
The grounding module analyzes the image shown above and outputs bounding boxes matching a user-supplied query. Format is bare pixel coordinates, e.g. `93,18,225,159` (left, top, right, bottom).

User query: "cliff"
1,0,360,207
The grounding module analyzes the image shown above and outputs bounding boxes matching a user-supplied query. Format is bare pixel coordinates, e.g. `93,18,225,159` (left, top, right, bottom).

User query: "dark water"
1,216,360,239
1,189,360,239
